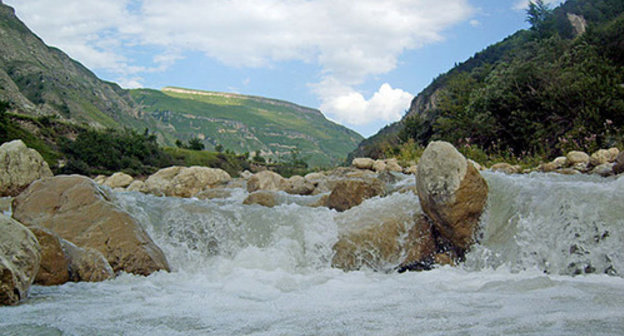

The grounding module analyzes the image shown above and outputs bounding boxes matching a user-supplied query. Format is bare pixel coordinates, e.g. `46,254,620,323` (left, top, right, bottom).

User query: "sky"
5,0,564,137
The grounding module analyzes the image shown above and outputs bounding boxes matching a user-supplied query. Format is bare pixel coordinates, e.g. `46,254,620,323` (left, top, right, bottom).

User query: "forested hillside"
351,0,624,162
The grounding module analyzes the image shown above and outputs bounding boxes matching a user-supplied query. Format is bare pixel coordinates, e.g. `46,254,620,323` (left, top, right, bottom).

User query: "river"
1,172,623,335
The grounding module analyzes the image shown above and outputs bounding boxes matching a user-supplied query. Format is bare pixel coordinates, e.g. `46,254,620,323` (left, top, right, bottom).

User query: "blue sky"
6,0,563,137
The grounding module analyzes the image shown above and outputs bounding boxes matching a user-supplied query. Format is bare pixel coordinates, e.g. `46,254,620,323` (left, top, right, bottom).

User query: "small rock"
93,175,107,185
246,170,286,193
62,242,114,282
243,191,279,208
385,159,403,173
553,156,568,168
539,162,558,173
103,172,134,189
491,163,520,174
404,165,418,175
283,175,315,195
352,158,375,170
591,163,615,177
567,151,590,165
194,188,233,200
372,160,387,172
240,170,253,179
612,151,624,175
327,178,386,212
126,180,148,193
608,148,620,162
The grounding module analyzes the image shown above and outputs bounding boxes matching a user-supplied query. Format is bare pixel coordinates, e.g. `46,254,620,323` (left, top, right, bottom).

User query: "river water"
1,172,623,335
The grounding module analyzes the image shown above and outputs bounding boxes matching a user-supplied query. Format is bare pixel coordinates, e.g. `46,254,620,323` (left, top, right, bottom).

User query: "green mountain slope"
0,2,136,128
351,0,624,161
130,87,363,167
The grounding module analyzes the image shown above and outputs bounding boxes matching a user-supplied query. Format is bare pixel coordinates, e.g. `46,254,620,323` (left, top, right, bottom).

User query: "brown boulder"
490,163,520,174
0,140,53,197
246,170,286,193
416,141,488,251
103,172,134,189
12,175,170,276
0,214,40,305
243,191,279,208
283,175,315,195
145,166,231,197
352,158,375,170
327,178,386,212
29,226,70,286
62,241,114,282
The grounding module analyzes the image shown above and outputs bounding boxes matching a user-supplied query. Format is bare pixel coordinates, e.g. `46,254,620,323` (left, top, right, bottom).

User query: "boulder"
0,140,53,197
126,180,149,193
240,170,253,179
416,141,489,251
404,165,418,175
246,170,286,193
613,151,624,175
608,148,620,161
539,162,559,173
591,163,615,177
352,158,375,170
0,214,40,305
372,160,387,172
307,194,330,208
490,163,520,174
93,175,107,185
567,151,590,165
145,166,231,197
243,191,279,208
12,175,170,276
28,226,70,286
385,159,403,173
194,188,233,200
332,214,435,272
62,241,114,282
327,178,386,212
0,197,11,214
103,172,134,189
553,156,568,168
283,175,315,195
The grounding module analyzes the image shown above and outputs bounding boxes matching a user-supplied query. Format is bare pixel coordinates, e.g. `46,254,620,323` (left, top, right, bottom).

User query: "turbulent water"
1,172,624,335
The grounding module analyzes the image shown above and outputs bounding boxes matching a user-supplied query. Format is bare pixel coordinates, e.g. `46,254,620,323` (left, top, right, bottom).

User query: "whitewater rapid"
1,172,623,335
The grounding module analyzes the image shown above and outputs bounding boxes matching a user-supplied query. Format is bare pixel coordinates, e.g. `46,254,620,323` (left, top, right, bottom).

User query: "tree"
215,144,224,153
526,0,553,35
187,138,205,151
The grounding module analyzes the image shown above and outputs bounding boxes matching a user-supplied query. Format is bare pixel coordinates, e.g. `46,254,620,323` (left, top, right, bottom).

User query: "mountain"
351,0,624,161
0,2,137,128
0,2,362,167
129,87,363,167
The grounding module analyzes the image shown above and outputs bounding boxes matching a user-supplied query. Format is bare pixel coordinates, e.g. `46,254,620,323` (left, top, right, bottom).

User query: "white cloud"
316,80,413,126
5,0,473,129
470,19,481,27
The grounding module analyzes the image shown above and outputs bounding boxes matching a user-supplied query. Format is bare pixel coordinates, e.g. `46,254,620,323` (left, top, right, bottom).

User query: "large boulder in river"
12,175,170,276
145,166,231,197
416,141,488,252
327,178,386,212
0,140,53,197
0,214,40,306
352,157,375,170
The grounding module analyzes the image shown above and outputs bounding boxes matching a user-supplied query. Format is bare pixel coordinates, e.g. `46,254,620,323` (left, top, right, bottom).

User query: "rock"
539,162,559,173
332,212,435,272
613,151,624,175
62,241,114,282
93,175,107,185
352,158,375,170
608,148,620,162
385,159,403,173
327,178,386,212
490,163,520,174
246,170,286,193
556,168,581,175
404,165,418,175
145,166,231,197
126,180,148,193
571,162,589,172
283,175,315,195
0,197,11,214
416,141,489,251
553,156,568,168
0,140,53,197
28,226,70,286
567,151,590,165
304,172,327,193
243,191,279,208
12,175,170,276
225,178,246,189
372,160,387,172
240,170,253,179
591,163,615,177
103,172,134,189
467,160,483,171
307,194,330,208
194,188,233,200
0,214,40,305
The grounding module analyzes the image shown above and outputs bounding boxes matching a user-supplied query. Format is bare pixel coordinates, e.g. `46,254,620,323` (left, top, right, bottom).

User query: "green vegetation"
357,0,624,164
130,88,363,168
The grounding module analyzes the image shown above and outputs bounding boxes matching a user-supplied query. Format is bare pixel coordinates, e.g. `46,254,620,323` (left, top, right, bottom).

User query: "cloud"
316,80,414,126
6,0,473,129
470,19,481,27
